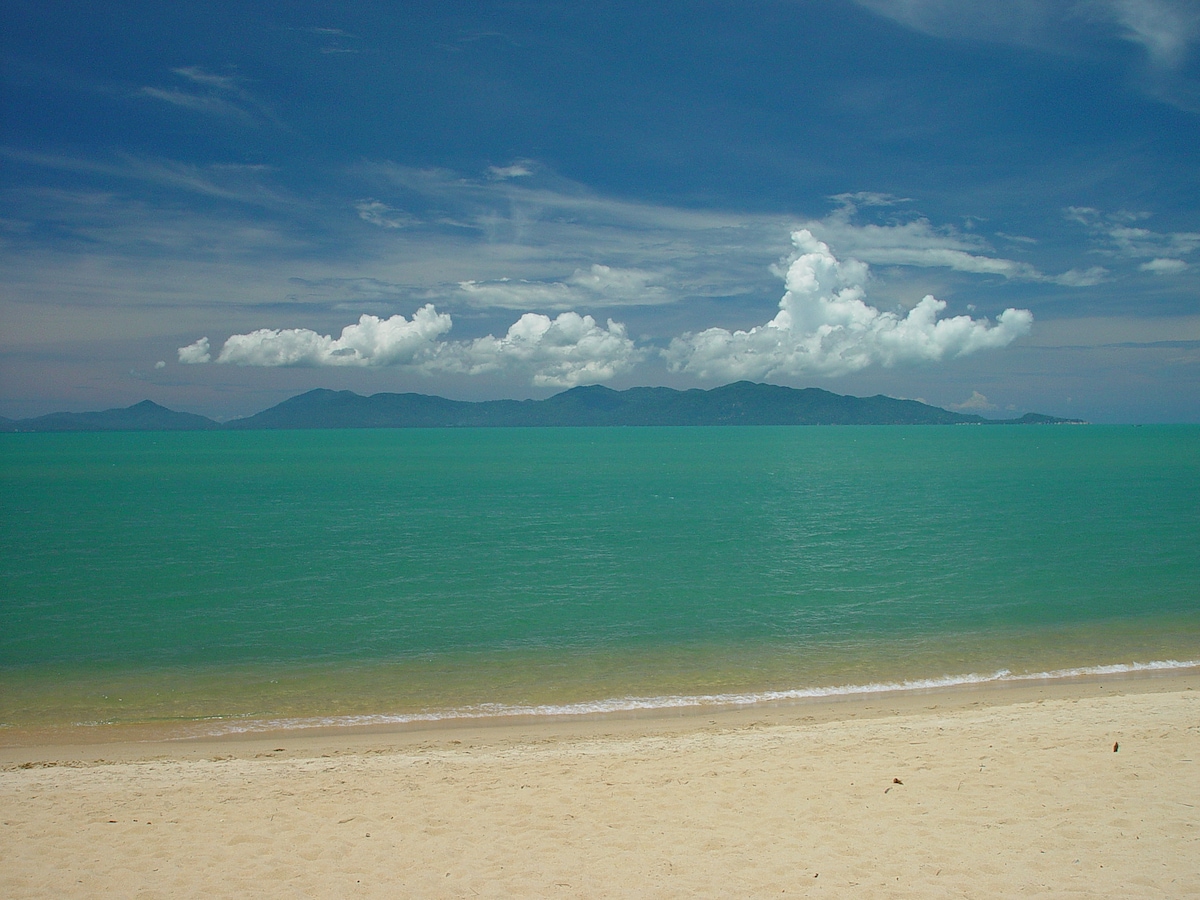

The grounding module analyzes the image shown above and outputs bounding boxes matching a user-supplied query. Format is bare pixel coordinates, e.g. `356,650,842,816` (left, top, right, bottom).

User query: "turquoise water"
2,426,1198,733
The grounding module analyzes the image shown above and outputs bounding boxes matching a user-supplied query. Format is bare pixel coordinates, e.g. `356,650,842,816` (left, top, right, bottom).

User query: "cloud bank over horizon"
181,230,1032,387
180,307,641,388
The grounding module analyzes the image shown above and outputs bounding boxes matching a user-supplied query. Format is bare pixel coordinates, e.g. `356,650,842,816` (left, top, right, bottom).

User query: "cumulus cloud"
178,337,211,364
204,306,452,367
441,312,641,387
665,230,1033,381
178,306,640,387
178,216,1044,387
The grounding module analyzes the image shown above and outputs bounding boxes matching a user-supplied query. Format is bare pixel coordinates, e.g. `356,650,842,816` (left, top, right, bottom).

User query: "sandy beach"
2,672,1197,898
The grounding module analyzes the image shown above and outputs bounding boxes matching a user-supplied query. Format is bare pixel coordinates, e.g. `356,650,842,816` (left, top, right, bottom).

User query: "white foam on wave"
191,657,1200,738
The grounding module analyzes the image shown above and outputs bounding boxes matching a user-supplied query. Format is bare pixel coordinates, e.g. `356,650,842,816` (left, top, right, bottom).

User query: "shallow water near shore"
2,424,1198,736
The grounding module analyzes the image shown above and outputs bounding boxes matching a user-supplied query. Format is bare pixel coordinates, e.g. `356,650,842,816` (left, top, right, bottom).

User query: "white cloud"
665,230,1033,381
178,337,211,364
210,305,452,367
950,390,996,411
851,1,1200,109
852,0,1199,68
1053,266,1111,286
174,217,1042,388
851,0,1060,46
353,161,794,305
458,264,667,310
0,148,291,208
138,87,249,119
1109,224,1200,257
568,263,664,300
355,199,416,229
172,66,240,91
457,278,580,310
1102,0,1200,68
810,194,1129,288
179,306,640,387
441,312,642,387
138,66,279,125
1067,207,1200,265
1141,257,1188,274
487,162,534,180
804,194,1085,283
347,168,1093,315
154,360,166,369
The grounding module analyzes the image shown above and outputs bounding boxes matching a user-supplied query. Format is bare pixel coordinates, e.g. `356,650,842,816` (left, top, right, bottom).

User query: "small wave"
189,657,1200,738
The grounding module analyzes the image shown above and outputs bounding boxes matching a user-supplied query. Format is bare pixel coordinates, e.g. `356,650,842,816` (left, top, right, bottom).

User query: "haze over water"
2,425,1198,735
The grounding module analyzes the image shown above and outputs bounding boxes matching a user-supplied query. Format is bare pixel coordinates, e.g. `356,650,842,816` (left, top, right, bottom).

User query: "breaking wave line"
185,658,1200,738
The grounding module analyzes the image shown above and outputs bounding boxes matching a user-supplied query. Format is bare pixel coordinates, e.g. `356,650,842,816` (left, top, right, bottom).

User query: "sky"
2,0,1198,422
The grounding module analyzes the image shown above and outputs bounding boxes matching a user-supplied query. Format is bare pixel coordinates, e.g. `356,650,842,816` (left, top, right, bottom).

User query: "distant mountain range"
0,382,1086,432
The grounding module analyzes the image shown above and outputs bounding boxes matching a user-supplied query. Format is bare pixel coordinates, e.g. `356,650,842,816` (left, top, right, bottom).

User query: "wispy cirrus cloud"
1100,0,1200,68
852,0,1199,67
345,161,796,308
139,66,280,125
355,199,418,229
851,0,1200,109
346,166,1103,320
0,147,292,208
1067,206,1199,273
308,27,362,55
803,193,1108,286
458,265,668,310
487,162,535,180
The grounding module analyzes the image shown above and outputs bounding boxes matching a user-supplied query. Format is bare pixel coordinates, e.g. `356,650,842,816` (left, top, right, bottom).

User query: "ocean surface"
2,425,1198,737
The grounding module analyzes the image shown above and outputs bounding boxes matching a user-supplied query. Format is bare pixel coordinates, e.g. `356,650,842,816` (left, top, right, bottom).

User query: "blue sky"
2,0,1198,422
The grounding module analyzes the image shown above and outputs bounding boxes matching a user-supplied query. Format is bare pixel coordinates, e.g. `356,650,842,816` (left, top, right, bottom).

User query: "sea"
2,425,1198,739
